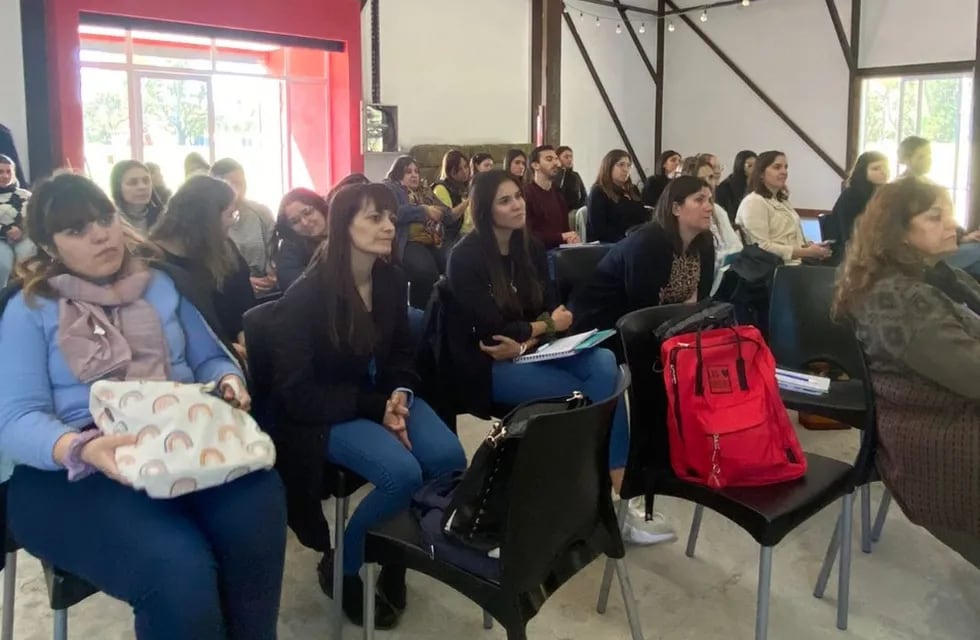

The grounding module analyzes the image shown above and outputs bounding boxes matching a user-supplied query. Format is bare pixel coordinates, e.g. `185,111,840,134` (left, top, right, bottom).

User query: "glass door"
135,73,213,191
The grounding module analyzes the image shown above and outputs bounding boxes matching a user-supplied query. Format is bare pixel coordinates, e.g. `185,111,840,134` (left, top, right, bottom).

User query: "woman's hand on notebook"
480,335,531,361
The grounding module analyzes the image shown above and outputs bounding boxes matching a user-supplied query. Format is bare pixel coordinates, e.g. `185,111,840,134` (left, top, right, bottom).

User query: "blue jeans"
491,347,629,469
7,467,287,640
326,398,466,575
0,238,35,286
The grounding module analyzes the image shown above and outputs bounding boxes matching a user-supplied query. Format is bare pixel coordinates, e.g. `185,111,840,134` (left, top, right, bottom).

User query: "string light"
615,23,622,34
700,8,708,21
667,20,675,32
562,1,752,33
742,0,751,5
638,22,646,33
595,16,601,27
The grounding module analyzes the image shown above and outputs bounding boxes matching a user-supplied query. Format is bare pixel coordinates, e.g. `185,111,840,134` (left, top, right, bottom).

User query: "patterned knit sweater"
851,268,980,550
0,182,30,236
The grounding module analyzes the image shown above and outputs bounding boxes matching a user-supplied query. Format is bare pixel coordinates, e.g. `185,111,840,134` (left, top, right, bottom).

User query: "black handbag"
442,392,590,552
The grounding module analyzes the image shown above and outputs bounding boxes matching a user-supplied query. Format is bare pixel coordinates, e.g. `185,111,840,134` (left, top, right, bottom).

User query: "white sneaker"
621,497,677,546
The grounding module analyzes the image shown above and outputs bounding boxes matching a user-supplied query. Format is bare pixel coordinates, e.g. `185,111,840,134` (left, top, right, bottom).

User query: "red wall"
44,0,364,182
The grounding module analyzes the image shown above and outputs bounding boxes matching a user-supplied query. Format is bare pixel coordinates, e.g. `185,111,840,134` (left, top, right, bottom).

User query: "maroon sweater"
524,181,570,249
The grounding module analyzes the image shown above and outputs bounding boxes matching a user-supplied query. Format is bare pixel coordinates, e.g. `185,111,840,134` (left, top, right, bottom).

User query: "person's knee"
377,452,424,499
130,546,224,635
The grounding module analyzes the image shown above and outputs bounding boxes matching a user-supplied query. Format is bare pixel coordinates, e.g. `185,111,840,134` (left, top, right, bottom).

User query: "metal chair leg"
363,563,376,640
482,609,493,630
597,500,628,614
755,546,773,640
859,484,872,553
52,609,67,640
837,493,854,630
615,557,645,640
813,514,841,599
870,489,891,543
333,496,347,640
2,551,16,640
685,505,704,558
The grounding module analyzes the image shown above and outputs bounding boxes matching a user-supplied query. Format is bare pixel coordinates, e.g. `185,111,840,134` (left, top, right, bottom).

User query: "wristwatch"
63,429,101,482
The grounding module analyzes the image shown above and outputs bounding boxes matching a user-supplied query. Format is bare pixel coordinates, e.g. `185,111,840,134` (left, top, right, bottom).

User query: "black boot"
316,554,399,629
379,563,407,611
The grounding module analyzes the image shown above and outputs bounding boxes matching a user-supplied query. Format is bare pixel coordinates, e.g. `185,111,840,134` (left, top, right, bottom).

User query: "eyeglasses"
286,206,319,228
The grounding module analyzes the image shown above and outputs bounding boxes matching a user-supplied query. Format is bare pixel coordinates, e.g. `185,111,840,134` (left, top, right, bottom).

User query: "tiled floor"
4,415,978,639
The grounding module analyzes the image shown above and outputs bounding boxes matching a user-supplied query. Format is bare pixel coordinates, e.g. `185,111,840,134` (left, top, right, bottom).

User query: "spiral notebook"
513,329,617,364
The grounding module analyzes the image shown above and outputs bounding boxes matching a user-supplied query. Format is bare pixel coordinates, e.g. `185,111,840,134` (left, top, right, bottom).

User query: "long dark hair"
150,175,237,287
749,150,789,201
504,149,528,183
846,151,888,191
311,182,398,354
469,170,543,316
327,173,370,204
270,188,329,269
727,150,757,195
385,155,417,184
595,149,641,202
109,159,163,217
653,175,715,256
470,153,494,180
657,149,681,176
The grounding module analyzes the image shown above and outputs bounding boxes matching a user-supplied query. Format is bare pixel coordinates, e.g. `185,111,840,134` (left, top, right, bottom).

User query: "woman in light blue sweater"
0,173,287,640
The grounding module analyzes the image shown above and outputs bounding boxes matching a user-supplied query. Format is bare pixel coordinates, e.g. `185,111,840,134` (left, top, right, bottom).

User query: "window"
859,73,973,224
79,24,334,207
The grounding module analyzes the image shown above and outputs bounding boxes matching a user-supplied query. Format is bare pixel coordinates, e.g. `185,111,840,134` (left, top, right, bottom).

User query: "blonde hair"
833,177,948,319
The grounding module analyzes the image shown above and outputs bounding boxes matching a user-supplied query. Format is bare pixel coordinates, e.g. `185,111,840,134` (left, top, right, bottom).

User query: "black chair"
1,483,99,640
242,301,367,640
552,244,611,304
361,367,644,640
768,265,891,552
598,304,867,639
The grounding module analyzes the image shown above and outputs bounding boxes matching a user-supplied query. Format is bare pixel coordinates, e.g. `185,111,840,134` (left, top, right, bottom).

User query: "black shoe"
316,554,399,629
379,563,407,611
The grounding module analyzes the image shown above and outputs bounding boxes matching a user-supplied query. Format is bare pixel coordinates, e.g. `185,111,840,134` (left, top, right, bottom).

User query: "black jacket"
642,174,670,208
269,261,419,550
445,232,557,418
586,185,651,244
568,223,715,331
715,175,747,225
832,183,875,247
275,236,319,291
558,168,587,210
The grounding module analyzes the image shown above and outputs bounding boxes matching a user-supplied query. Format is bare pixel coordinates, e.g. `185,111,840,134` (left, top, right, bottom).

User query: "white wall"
860,0,978,67
561,1,659,190
361,0,532,150
0,0,29,181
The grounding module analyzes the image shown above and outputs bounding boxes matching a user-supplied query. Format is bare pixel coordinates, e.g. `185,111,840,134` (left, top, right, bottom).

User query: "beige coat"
735,192,807,264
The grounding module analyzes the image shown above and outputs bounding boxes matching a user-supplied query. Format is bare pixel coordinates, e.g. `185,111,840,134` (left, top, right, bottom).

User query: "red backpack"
661,325,807,488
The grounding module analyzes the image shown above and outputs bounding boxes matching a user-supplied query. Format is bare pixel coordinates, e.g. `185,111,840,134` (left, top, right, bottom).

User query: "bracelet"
63,428,101,482
536,313,557,340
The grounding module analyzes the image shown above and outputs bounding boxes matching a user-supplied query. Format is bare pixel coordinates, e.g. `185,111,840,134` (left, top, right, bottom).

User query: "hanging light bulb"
595,16,601,27
741,0,751,5
615,23,622,34
700,8,708,22
667,20,676,32
638,22,646,33
579,11,584,19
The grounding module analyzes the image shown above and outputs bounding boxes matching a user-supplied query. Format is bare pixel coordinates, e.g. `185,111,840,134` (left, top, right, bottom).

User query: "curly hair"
832,177,948,319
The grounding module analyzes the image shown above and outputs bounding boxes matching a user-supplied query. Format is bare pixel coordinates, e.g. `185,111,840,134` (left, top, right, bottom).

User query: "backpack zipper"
669,347,685,442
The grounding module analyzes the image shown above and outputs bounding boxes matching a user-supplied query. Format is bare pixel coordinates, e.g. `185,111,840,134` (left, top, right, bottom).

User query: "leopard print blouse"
659,252,701,304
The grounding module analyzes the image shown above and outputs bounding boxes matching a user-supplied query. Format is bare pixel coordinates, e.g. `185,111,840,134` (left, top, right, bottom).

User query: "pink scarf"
48,270,170,384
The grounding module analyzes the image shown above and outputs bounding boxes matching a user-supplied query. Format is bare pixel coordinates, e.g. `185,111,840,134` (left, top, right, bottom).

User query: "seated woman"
432,149,471,243
461,153,496,235
446,169,672,546
271,182,466,628
714,150,756,225
0,172,286,639
681,155,743,290
570,175,716,332
149,175,256,358
270,188,329,291
832,151,889,248
504,148,528,183
586,149,650,243
109,160,164,234
736,150,832,265
833,177,980,570
641,149,682,208
383,156,457,309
